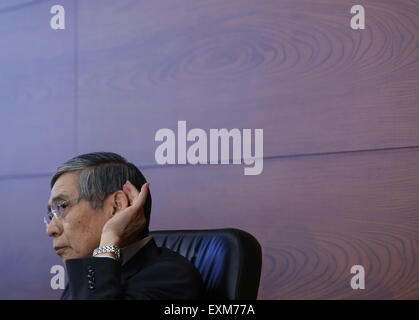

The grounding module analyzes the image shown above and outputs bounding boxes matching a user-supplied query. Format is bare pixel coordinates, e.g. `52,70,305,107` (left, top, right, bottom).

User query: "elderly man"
46,152,204,299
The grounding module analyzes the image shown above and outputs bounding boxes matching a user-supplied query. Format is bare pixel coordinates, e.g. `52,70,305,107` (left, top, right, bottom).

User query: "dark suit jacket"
61,238,204,300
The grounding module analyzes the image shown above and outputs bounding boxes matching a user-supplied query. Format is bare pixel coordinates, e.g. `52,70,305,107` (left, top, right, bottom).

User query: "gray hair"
50,152,152,234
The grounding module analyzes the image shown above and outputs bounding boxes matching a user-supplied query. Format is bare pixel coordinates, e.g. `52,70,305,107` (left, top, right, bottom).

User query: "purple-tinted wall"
0,0,418,299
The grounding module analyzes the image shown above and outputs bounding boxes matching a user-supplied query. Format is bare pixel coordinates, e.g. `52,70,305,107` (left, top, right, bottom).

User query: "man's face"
46,171,107,264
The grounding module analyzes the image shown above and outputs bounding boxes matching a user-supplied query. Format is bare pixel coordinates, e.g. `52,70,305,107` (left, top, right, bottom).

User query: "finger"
123,180,139,203
124,181,149,208
133,182,149,208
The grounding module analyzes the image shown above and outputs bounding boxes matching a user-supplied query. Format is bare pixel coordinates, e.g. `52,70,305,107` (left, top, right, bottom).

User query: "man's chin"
61,255,79,267
58,249,76,264
60,253,72,266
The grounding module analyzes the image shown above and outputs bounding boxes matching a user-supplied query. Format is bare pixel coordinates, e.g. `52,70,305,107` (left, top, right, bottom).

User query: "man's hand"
99,181,150,248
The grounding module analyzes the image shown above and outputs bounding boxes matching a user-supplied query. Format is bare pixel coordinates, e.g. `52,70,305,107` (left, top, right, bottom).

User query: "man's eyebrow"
47,194,71,210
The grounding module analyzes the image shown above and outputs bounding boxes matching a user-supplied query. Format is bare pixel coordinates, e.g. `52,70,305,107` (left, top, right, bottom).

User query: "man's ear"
104,191,129,218
113,190,129,214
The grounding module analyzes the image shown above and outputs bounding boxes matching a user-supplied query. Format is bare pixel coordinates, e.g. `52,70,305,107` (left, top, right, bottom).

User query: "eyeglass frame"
44,197,80,227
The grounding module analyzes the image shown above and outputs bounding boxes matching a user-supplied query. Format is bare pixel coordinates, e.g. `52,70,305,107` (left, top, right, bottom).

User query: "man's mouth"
54,246,67,255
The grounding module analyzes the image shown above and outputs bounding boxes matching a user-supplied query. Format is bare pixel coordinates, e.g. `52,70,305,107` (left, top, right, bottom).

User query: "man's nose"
46,218,62,237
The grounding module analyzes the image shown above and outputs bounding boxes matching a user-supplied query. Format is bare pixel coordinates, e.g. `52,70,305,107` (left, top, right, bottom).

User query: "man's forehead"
49,172,79,203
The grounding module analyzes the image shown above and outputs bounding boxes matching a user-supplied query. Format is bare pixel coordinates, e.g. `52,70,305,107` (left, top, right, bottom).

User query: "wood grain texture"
1,145,416,299
76,0,419,165
73,0,419,299
0,176,62,299
0,0,33,12
0,0,418,300
141,147,419,299
0,0,76,176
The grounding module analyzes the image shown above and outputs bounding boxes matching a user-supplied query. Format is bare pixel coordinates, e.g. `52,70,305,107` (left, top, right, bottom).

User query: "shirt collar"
120,235,153,265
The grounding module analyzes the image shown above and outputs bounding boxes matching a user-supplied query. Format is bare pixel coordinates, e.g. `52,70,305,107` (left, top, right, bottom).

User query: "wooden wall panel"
141,147,419,299
0,176,62,299
0,1,32,12
0,0,417,300
0,0,76,176
76,0,419,166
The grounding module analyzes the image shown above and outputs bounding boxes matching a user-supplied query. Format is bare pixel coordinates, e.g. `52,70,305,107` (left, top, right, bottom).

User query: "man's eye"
58,203,68,210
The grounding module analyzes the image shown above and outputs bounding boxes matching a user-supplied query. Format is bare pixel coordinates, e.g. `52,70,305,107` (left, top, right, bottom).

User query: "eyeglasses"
44,198,78,227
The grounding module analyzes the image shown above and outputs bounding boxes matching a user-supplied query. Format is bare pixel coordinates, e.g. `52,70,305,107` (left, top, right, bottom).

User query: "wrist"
100,232,120,247
93,244,121,261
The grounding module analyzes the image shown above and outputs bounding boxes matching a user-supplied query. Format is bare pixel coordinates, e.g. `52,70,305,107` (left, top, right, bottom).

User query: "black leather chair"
150,228,262,300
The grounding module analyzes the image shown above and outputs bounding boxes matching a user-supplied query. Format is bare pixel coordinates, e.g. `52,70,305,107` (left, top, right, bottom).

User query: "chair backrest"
150,228,262,300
